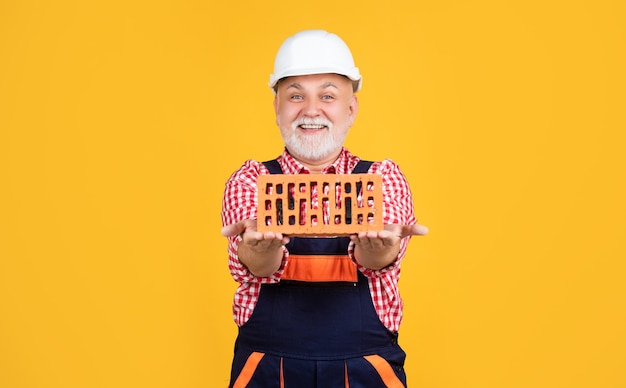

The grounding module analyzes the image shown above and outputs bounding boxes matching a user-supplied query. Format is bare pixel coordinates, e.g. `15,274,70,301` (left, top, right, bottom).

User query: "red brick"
257,174,383,235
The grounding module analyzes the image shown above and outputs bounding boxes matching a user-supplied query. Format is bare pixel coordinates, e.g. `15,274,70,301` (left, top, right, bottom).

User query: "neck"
293,149,342,174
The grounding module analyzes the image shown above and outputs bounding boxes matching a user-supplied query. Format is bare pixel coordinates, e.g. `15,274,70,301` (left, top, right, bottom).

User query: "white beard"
281,117,348,161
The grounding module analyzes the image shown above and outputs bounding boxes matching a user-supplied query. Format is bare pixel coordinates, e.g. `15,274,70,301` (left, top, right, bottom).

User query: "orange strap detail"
282,254,358,282
280,357,284,388
363,355,405,388
345,361,350,388
232,352,265,388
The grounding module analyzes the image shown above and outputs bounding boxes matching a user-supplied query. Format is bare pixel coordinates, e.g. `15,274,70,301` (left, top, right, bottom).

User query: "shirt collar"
278,147,356,174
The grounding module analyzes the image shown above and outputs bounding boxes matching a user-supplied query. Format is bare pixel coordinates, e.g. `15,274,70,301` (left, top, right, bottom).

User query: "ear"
273,94,280,125
348,95,359,126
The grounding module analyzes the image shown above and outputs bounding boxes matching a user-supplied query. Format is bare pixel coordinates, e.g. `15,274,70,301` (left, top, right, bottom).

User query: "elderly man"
221,30,428,388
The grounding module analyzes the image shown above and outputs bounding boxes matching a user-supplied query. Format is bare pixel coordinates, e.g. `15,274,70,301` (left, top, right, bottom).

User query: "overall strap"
352,160,373,174
262,159,373,174
262,159,283,174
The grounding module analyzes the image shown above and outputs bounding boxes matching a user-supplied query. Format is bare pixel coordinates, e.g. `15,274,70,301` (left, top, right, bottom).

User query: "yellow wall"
1,0,624,387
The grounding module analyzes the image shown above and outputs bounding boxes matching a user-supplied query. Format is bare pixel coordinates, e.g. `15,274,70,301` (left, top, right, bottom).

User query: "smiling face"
274,73,358,169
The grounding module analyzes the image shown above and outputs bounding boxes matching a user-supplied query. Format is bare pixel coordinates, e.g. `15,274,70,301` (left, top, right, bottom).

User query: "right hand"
222,220,290,277
221,219,290,249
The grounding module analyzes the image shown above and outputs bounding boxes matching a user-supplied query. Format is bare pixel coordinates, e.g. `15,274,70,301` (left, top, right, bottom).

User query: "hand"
222,220,290,277
221,219,290,248
350,223,428,270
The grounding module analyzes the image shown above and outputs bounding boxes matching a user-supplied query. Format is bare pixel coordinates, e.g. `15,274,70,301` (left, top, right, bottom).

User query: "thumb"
400,223,429,238
221,221,248,237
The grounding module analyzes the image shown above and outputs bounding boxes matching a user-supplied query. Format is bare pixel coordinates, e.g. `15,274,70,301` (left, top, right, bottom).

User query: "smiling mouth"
299,124,327,130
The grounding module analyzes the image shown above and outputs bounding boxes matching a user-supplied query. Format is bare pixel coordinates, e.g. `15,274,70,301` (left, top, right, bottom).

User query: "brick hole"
299,199,307,225
276,198,283,225
322,198,330,225
265,216,272,226
288,183,295,210
310,181,318,210
289,215,296,225
265,200,272,210
335,182,342,209
265,183,273,194
345,197,352,224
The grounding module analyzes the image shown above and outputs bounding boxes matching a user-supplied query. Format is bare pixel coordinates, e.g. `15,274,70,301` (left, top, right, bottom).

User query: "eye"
290,94,303,101
321,94,335,101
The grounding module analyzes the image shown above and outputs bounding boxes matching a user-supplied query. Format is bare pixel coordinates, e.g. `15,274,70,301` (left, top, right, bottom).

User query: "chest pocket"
282,252,358,282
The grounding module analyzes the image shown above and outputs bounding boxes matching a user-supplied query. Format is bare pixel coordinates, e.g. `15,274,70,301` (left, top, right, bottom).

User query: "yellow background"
1,0,625,387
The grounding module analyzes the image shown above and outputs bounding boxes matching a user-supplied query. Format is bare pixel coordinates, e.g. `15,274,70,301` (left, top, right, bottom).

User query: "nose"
303,98,322,116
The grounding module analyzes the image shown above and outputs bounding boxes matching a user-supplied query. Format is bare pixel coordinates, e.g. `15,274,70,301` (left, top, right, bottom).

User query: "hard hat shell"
269,30,362,93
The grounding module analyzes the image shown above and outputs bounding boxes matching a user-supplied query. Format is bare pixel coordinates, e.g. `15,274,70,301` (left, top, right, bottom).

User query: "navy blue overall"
229,160,407,388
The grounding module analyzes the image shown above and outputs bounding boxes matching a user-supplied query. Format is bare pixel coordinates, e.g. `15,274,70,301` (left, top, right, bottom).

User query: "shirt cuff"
347,241,399,278
229,236,289,281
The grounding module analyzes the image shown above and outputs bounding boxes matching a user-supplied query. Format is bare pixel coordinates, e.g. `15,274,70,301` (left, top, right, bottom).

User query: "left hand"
350,223,428,270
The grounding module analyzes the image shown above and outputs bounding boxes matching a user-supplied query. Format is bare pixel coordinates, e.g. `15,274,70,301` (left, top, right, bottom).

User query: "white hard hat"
269,30,362,93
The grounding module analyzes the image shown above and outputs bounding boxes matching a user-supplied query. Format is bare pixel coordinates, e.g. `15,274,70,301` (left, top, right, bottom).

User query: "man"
221,30,428,387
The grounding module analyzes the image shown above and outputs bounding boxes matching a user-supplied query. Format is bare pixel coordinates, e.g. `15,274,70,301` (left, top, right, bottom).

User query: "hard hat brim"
269,67,362,94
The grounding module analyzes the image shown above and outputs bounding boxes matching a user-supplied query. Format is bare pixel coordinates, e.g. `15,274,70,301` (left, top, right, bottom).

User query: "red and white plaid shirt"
221,148,417,332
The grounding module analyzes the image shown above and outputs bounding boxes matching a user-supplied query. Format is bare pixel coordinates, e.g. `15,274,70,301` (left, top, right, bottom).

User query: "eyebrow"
320,81,338,89
286,81,339,90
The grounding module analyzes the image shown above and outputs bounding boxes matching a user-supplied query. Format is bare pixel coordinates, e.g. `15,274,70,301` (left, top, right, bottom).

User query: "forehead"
278,73,352,91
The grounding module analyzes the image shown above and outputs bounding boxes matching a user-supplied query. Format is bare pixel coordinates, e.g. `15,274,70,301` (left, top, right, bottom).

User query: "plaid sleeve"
221,160,285,285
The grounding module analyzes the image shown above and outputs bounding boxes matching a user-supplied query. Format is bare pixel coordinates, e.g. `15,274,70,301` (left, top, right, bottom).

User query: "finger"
384,224,429,238
401,224,428,238
221,220,257,237
247,232,289,248
352,231,387,248
355,231,378,242
260,231,288,244
350,232,366,245
221,223,244,237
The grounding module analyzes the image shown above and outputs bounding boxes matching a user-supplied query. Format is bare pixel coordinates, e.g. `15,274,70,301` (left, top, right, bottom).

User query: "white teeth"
292,118,332,131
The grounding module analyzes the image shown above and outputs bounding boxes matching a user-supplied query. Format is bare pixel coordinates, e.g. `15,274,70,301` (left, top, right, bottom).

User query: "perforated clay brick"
257,174,383,236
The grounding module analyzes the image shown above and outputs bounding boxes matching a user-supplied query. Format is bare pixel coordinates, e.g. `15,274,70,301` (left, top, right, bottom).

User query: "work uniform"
228,160,407,388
